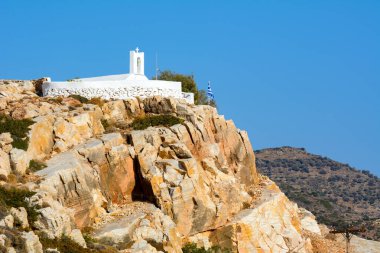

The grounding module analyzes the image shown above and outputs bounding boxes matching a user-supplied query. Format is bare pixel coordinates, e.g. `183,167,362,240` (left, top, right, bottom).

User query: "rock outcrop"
1,80,374,252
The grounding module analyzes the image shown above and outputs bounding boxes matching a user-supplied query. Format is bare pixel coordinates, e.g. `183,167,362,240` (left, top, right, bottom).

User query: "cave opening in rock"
131,157,158,206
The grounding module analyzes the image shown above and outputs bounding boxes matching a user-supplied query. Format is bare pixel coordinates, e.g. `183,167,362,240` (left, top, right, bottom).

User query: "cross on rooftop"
135,47,139,53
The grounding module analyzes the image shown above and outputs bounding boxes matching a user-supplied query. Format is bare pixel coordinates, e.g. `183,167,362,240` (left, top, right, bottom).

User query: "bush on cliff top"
131,114,183,130
0,114,33,150
156,70,217,107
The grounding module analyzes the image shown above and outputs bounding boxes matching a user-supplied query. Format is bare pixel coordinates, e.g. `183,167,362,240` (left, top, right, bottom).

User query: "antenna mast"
155,52,159,80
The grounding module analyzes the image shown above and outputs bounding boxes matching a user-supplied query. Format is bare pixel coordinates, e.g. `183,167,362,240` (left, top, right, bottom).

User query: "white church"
42,48,194,104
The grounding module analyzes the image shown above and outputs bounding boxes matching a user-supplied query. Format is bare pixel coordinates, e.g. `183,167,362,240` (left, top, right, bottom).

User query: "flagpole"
207,81,214,106
208,81,210,105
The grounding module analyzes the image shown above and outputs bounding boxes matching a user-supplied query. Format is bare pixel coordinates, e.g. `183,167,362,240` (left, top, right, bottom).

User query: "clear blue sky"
1,1,379,175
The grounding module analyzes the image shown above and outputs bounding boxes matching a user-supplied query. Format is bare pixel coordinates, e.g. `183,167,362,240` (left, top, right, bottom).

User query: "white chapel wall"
42,79,194,103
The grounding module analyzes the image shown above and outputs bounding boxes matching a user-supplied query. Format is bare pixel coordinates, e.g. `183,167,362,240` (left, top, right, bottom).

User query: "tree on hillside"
156,70,216,107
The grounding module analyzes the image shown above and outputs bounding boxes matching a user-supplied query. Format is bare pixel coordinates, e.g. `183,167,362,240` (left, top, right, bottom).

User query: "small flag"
207,81,214,100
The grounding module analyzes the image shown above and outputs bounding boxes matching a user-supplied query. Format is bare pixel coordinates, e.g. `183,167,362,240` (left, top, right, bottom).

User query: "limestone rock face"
27,115,54,160
1,90,354,252
34,132,136,234
36,151,105,229
299,208,322,235
129,97,259,237
104,143,135,203
188,181,313,253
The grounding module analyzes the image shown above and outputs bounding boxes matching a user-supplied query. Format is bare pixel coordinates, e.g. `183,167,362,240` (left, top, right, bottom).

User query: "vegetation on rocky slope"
0,186,39,226
131,114,183,130
27,160,47,173
182,243,231,253
0,114,33,150
40,236,118,253
256,146,380,240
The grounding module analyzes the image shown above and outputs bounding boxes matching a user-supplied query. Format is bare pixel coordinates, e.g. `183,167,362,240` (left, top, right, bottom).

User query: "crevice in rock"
126,133,133,145
183,122,196,145
131,156,158,207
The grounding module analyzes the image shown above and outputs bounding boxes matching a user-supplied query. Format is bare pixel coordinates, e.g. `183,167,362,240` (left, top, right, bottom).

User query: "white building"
42,48,194,104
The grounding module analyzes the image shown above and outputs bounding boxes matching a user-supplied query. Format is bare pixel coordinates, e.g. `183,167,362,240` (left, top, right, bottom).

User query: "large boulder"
69,229,87,248
10,148,30,175
53,112,98,153
0,132,13,153
101,100,128,125
0,214,14,228
94,203,182,253
27,115,54,160
10,207,29,229
21,231,43,253
34,205,72,239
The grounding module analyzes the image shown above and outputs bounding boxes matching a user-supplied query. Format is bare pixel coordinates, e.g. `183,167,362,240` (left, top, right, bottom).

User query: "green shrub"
0,186,39,226
131,115,183,130
69,94,89,103
28,160,47,172
182,243,231,253
319,199,333,210
0,114,34,150
11,136,29,151
0,114,34,138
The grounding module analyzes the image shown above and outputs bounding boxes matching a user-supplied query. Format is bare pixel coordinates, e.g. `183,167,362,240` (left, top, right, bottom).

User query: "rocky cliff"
0,79,376,253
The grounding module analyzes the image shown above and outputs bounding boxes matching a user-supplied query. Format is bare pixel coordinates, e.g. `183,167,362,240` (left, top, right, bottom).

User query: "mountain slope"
256,147,380,241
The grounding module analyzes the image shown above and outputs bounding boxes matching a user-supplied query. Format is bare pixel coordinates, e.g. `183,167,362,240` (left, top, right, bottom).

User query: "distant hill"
256,147,380,241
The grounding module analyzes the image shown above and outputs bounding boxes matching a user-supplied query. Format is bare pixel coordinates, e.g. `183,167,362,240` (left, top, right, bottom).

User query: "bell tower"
130,47,144,75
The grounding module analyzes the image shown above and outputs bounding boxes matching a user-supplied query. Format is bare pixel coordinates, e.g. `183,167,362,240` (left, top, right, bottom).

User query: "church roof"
77,73,148,82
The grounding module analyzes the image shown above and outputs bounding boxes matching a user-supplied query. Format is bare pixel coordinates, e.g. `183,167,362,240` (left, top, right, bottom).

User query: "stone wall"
42,80,194,104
